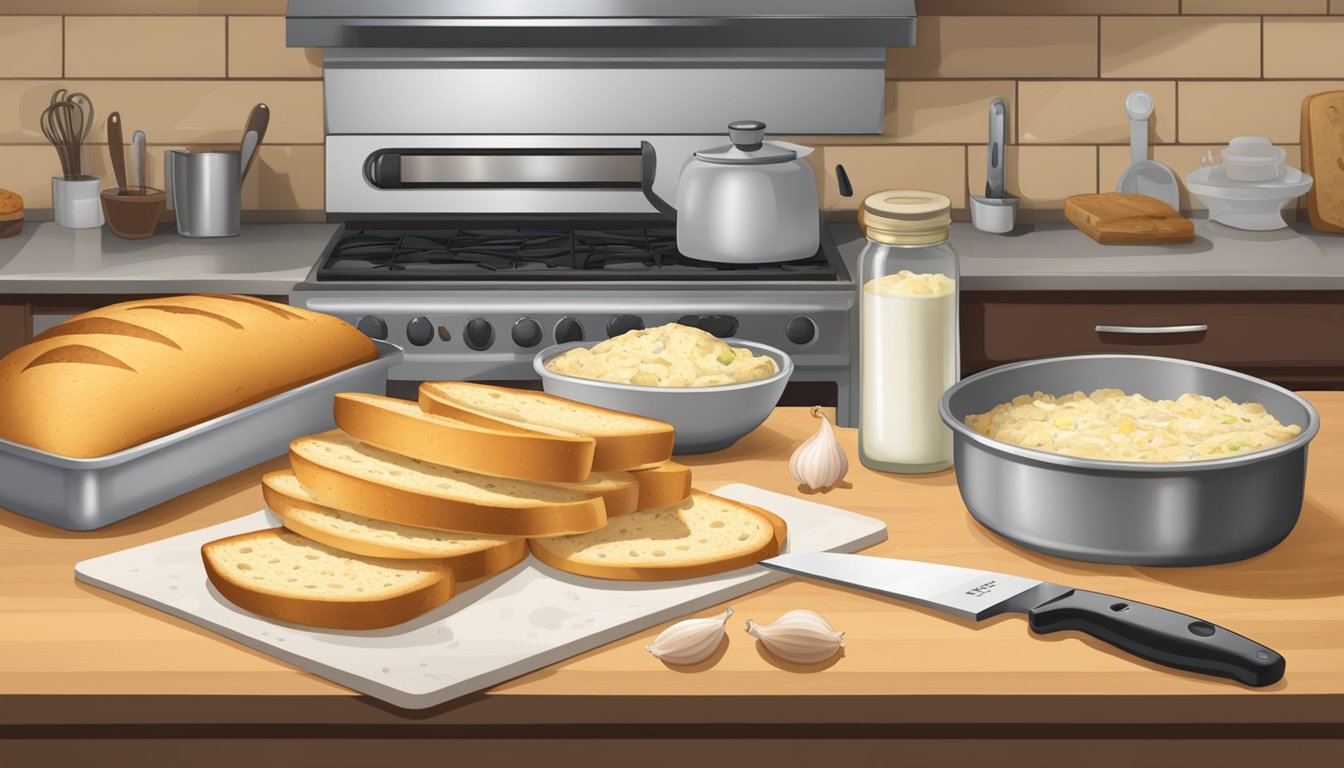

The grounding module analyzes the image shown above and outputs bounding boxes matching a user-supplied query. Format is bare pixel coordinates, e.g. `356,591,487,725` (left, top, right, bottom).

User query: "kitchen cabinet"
2,402,1341,767
962,290,1344,390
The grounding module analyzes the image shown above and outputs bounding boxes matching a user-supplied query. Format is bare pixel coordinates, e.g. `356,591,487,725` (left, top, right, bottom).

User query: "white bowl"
534,339,793,454
1185,165,1313,231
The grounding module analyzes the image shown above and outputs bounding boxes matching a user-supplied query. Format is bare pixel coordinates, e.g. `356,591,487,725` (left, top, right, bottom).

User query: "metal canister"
166,150,241,237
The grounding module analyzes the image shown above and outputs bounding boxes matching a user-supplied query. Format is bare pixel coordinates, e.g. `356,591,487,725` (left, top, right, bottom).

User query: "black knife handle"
1027,589,1284,687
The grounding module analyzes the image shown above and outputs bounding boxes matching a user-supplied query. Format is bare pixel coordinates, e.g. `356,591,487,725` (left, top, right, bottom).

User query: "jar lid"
861,190,952,245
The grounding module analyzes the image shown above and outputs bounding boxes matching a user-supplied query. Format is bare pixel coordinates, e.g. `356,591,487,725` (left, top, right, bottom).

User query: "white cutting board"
75,484,887,710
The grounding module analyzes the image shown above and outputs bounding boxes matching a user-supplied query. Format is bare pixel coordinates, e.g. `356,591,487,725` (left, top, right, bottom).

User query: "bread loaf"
201,527,455,630
418,381,674,471
262,471,527,578
528,491,787,581
0,295,377,457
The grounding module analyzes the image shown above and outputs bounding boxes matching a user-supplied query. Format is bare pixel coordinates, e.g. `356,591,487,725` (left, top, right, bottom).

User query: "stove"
284,0,919,428
291,222,857,424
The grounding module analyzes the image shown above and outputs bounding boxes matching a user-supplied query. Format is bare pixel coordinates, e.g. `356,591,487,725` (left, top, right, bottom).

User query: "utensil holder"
52,175,104,229
101,187,167,240
165,150,240,238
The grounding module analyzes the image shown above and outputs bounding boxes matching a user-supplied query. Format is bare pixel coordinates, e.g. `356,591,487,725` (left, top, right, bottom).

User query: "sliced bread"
418,381,674,471
201,527,455,630
289,431,608,537
333,392,596,483
545,470,640,516
261,471,527,579
528,491,787,581
628,460,693,510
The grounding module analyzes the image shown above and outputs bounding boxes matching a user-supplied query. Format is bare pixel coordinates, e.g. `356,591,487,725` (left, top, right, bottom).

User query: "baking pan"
939,354,1320,566
0,340,402,531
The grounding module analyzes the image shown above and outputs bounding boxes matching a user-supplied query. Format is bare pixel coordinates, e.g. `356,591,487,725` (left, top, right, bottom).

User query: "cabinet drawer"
962,291,1344,387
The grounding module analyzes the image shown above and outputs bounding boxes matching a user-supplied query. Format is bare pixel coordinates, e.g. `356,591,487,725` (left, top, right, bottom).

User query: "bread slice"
261,471,527,579
333,392,596,483
289,431,607,537
545,470,640,516
418,381,674,471
528,491,787,581
629,460,693,511
201,527,455,630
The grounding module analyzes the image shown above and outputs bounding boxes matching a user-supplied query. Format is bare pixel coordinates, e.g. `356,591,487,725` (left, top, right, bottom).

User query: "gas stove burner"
316,227,840,282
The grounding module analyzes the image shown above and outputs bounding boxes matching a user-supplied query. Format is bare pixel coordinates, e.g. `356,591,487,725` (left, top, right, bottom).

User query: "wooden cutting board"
1064,193,1195,245
1301,90,1344,234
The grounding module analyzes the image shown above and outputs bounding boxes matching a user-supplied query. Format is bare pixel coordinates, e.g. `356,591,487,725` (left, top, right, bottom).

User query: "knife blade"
761,552,1284,687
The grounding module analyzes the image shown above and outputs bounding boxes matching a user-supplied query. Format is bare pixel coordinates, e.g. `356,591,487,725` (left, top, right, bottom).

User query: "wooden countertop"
2,396,1341,765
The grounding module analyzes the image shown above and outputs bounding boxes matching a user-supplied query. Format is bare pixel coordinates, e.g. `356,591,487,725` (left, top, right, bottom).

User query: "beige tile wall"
0,2,321,213
5,2,1343,219
840,6,1344,219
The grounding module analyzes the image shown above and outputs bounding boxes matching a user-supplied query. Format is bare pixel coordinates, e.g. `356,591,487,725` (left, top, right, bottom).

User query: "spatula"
1116,90,1180,210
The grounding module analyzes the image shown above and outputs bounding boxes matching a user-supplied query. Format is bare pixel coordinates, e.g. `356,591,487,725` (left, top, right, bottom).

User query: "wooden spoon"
107,112,128,193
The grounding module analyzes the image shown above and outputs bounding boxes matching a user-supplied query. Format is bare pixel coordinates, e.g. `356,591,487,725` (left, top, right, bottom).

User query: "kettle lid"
694,120,798,165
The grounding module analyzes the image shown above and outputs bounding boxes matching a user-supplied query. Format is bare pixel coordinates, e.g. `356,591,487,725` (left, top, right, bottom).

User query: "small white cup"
970,195,1019,234
52,175,104,229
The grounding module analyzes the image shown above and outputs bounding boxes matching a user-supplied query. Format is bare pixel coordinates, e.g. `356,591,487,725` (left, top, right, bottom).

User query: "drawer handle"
1095,324,1208,335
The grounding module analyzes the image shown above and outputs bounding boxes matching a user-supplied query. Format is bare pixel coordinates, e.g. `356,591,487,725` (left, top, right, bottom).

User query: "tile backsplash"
3,1,1342,220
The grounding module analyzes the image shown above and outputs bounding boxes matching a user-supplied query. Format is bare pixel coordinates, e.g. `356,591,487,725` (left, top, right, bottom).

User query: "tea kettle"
641,121,820,264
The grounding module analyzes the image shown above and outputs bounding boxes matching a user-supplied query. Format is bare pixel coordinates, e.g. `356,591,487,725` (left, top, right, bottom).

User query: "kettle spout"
640,140,677,221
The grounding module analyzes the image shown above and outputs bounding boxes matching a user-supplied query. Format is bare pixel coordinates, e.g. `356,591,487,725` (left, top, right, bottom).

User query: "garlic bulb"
746,609,844,664
646,607,733,665
789,406,849,490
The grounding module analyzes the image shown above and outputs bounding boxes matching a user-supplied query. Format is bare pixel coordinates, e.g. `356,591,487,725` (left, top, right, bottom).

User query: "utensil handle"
1027,589,1283,687
1095,324,1207,335
986,98,1006,198
107,112,127,191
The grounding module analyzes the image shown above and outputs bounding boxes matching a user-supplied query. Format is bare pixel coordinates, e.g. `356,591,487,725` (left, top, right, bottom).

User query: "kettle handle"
639,141,677,222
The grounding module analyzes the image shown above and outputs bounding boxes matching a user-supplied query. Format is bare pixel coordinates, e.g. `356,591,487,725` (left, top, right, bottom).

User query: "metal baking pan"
0,340,403,531
939,354,1321,566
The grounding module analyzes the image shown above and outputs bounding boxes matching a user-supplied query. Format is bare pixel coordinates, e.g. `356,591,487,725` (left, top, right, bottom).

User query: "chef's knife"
761,552,1283,687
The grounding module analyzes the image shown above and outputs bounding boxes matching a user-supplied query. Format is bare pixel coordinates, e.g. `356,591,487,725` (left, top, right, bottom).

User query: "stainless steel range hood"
286,0,916,49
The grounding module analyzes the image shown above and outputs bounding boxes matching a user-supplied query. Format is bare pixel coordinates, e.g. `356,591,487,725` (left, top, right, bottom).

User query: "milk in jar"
856,190,959,473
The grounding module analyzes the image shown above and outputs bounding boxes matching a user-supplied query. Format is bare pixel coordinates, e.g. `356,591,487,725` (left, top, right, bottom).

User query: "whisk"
40,89,94,179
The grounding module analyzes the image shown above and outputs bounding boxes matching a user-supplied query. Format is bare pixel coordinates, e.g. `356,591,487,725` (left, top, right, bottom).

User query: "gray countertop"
0,219,1340,295
0,223,340,295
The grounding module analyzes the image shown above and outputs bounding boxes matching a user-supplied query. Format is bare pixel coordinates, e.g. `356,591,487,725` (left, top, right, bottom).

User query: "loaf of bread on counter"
0,294,378,457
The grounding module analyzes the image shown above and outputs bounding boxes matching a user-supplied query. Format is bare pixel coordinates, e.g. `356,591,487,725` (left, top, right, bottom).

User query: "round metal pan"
938,354,1321,566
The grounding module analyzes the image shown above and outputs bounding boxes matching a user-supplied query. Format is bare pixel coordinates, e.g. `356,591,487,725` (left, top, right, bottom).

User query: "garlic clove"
789,406,849,491
646,607,733,665
745,608,844,664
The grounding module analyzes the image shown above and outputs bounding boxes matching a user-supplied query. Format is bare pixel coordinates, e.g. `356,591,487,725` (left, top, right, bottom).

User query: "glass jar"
857,190,960,474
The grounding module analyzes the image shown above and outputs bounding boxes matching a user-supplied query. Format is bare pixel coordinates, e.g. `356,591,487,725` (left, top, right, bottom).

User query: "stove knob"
464,317,495,351
677,314,738,338
785,315,817,345
554,316,584,344
512,318,543,348
355,315,388,340
607,314,645,338
406,316,434,347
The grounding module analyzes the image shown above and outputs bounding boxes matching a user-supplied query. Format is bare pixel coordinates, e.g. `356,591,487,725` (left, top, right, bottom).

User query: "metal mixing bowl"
534,339,792,454
938,355,1321,566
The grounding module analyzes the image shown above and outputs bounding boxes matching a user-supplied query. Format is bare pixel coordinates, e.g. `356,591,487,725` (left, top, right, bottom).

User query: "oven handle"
1095,324,1208,335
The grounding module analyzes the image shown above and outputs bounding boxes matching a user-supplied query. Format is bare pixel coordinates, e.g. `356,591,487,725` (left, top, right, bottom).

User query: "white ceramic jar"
857,190,959,474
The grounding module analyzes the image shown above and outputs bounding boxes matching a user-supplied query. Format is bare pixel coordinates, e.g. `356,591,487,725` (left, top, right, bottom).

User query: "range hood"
287,0,917,49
